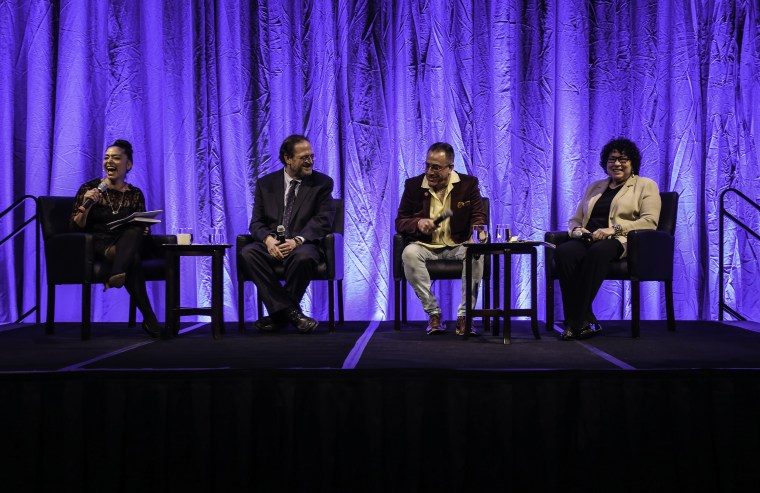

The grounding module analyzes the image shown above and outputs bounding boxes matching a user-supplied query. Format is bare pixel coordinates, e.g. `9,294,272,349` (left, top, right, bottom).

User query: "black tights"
98,225,159,325
555,238,624,330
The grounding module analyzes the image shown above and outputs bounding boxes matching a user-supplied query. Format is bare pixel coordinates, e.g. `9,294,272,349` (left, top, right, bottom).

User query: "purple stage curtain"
1,0,758,324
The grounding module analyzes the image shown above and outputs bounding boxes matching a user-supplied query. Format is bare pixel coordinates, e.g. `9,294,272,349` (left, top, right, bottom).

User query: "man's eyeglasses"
425,163,453,172
298,154,315,164
607,156,630,165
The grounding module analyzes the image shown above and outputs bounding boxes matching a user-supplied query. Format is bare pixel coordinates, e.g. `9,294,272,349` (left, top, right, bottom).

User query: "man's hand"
417,218,437,235
276,238,298,258
264,235,285,260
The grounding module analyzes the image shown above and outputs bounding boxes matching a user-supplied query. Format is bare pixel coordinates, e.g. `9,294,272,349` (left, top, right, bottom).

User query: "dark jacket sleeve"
395,177,425,236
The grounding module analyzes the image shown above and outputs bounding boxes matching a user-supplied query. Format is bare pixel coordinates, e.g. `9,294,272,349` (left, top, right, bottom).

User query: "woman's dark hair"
110,139,134,163
279,134,310,164
600,138,641,175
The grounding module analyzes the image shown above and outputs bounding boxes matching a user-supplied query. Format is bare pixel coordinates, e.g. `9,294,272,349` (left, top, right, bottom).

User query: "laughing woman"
70,139,162,337
555,138,661,341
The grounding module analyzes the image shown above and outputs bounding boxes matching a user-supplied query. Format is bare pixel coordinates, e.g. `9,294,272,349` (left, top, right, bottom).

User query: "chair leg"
328,280,335,332
46,283,55,335
401,281,408,324
546,279,555,332
665,280,676,331
394,280,401,331
82,283,91,341
238,276,246,332
631,280,640,338
337,279,344,323
256,290,264,321
128,295,137,327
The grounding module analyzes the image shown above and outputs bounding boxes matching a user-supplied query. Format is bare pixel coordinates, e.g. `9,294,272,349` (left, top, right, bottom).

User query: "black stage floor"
2,319,760,372
3,319,760,492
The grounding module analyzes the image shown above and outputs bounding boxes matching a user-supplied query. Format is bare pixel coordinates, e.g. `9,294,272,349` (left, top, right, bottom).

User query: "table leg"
163,252,178,339
464,250,473,340
503,252,512,345
492,254,500,336
211,249,224,339
531,248,540,339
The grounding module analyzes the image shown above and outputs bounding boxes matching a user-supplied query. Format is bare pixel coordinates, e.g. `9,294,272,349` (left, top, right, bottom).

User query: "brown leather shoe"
455,316,478,336
425,313,446,335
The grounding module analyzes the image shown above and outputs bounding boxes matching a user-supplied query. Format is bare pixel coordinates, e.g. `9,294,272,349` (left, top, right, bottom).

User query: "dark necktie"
282,180,299,236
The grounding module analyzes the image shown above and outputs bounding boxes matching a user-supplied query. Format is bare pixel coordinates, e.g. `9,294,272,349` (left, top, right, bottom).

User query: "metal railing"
719,188,760,321
0,195,40,323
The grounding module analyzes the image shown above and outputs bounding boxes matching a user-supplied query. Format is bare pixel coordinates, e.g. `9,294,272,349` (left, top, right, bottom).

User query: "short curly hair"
600,138,641,175
279,134,310,165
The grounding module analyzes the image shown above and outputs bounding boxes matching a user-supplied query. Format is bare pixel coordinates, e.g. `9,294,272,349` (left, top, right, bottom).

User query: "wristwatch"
612,224,624,237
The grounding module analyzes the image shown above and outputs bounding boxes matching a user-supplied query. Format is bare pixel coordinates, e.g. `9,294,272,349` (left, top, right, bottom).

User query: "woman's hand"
77,188,102,213
591,227,615,241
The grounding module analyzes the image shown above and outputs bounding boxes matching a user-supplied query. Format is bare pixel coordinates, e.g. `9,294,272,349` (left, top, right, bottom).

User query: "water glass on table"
472,224,489,244
495,224,511,243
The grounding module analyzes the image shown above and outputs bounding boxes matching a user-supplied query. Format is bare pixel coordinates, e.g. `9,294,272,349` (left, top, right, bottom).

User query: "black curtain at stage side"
2,370,760,492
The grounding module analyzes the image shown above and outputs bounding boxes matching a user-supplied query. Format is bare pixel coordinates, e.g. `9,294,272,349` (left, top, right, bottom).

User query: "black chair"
236,198,344,332
393,197,491,331
38,196,175,340
544,191,679,338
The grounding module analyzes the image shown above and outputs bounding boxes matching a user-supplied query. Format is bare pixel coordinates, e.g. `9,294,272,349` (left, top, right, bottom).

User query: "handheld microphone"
276,225,286,243
433,209,453,226
572,229,592,239
82,181,108,209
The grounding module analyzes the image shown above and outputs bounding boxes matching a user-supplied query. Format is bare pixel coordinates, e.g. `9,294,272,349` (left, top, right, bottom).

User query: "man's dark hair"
110,139,133,163
427,142,455,164
600,138,641,175
279,134,310,165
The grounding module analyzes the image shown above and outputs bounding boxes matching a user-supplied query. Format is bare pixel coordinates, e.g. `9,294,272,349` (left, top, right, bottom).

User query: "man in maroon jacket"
395,142,487,335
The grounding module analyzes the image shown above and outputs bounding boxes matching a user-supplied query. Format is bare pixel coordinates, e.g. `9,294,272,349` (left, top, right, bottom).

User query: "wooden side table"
163,243,231,339
464,241,553,344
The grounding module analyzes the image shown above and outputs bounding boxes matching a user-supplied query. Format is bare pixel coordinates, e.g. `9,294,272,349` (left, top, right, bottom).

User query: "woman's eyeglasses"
607,156,630,165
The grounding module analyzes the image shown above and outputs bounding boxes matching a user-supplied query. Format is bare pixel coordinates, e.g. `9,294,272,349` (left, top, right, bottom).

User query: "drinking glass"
177,228,193,245
472,225,489,244
495,224,511,243
208,227,224,244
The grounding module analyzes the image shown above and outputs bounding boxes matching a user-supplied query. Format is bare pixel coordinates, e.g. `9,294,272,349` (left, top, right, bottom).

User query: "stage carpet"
2,320,760,492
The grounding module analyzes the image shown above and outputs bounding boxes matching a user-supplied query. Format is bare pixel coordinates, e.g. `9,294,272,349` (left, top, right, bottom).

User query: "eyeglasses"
425,163,453,172
298,154,315,164
607,156,630,165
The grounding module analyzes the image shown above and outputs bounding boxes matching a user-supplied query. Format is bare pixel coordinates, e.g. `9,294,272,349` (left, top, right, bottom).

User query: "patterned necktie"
282,180,299,236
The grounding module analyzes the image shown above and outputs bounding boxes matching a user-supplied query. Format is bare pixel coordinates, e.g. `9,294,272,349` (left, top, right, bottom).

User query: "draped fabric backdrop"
1,0,758,324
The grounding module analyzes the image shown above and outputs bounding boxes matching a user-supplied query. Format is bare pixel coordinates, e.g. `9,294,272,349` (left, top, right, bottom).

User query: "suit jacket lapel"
289,175,314,221
274,170,286,223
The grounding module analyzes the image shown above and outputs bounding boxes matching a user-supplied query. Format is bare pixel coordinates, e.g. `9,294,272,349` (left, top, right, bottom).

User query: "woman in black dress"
70,139,161,337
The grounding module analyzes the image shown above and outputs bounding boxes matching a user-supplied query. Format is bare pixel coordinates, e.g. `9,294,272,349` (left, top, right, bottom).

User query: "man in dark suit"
395,142,487,336
240,134,335,333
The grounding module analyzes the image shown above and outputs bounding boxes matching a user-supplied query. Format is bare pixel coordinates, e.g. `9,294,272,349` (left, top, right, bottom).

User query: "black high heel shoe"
104,273,126,291
141,319,162,338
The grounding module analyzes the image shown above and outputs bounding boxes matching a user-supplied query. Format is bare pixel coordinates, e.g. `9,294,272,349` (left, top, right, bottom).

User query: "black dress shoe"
254,316,284,332
576,322,602,340
560,328,577,341
287,309,318,333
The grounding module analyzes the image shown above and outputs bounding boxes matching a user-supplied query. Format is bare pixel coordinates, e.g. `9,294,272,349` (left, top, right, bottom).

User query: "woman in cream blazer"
556,138,661,341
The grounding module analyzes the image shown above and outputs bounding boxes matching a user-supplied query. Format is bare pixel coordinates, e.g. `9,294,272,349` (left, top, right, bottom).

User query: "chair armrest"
393,234,407,281
45,233,95,283
627,230,674,281
544,231,571,245
323,232,344,280
543,231,570,281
